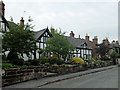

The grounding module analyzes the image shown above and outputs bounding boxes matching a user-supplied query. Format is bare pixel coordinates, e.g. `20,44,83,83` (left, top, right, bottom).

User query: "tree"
45,27,74,60
110,50,117,65
96,43,110,59
2,17,37,61
110,50,117,59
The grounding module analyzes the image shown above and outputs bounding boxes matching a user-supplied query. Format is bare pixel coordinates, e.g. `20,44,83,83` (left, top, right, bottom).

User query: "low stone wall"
2,66,48,86
46,65,86,75
2,65,85,86
2,63,113,87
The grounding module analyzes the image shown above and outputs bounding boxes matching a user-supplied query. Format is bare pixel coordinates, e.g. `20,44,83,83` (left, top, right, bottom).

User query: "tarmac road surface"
39,67,118,88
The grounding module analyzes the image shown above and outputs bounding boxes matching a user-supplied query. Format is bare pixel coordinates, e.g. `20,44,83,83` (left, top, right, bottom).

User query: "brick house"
83,34,120,59
84,34,99,58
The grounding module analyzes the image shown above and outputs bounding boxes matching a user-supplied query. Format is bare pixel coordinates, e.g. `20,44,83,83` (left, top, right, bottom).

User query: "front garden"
1,55,116,86
1,47,119,86
1,17,120,86
1,54,116,70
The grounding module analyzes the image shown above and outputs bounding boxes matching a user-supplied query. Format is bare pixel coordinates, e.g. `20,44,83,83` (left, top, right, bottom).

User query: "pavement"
39,66,118,88
3,65,118,88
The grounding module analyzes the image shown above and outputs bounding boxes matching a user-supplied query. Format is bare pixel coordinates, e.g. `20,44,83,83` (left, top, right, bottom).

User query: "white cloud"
37,13,57,22
3,1,118,42
4,0,119,3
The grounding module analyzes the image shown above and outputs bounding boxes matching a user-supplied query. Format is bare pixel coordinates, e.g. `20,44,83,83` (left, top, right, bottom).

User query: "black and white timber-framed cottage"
65,36,92,60
0,1,10,60
33,28,52,59
0,1,93,61
32,29,92,61
0,13,9,32
0,1,9,34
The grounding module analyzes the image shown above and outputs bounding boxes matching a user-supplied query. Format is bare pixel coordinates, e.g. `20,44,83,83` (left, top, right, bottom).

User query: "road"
39,67,118,88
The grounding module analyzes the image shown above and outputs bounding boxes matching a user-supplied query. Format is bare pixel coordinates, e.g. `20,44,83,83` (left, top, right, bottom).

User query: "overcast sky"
3,0,119,43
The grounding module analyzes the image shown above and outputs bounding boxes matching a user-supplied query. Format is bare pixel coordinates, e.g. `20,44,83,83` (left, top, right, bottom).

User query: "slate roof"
65,36,92,49
34,28,52,39
34,29,92,49
109,44,120,48
85,40,98,49
97,43,120,50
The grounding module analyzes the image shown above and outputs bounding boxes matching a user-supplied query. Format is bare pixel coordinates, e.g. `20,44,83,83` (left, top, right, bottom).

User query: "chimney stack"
103,38,109,45
70,31,75,37
112,40,115,44
85,33,89,41
116,41,119,46
0,0,5,16
20,17,24,29
93,36,98,44
103,39,106,44
78,35,80,39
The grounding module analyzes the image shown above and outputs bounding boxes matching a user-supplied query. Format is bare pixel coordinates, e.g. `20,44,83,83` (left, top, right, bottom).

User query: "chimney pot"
70,31,75,37
85,33,89,41
93,36,98,44
103,38,109,45
116,41,119,46
78,35,81,39
20,17,24,29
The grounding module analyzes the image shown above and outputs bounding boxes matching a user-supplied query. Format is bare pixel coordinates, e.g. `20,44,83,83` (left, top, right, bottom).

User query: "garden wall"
2,65,86,86
2,61,114,87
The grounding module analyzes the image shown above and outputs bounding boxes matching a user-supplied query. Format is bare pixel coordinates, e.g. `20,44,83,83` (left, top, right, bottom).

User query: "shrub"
40,56,48,64
88,58,95,62
70,57,85,64
45,62,50,65
11,65,28,68
11,59,24,66
110,50,117,58
65,61,71,64
2,53,7,60
95,60,102,65
88,58,95,64
40,60,46,64
116,53,120,58
57,59,64,65
49,57,58,64
7,51,19,61
48,56,52,60
24,61,30,66
0,63,13,68
94,56,99,60
1,63,32,69
28,59,40,66
109,61,113,63
40,56,48,60
101,55,110,60
84,60,89,66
